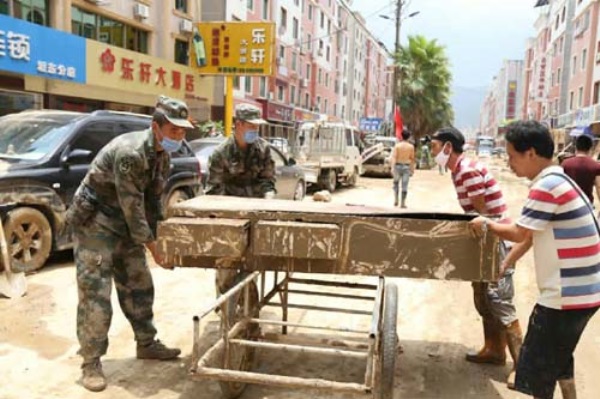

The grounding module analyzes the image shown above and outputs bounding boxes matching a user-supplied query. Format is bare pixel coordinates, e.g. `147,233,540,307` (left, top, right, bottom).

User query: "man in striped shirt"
431,127,524,388
470,120,600,399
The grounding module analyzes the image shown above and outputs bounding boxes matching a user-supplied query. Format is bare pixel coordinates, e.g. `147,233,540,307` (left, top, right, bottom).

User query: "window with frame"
308,4,313,20
307,33,312,50
291,52,297,71
569,91,574,110
578,87,583,107
262,0,269,19
558,67,561,83
259,77,267,97
306,63,311,79
572,56,577,75
175,39,189,65
290,85,296,104
320,10,324,28
277,85,284,101
234,76,241,90
280,7,287,28
245,77,252,93
305,93,310,108
247,0,253,11
292,17,299,39
582,49,587,70
6,0,49,26
318,68,322,84
594,81,600,104
176,0,188,13
71,6,148,53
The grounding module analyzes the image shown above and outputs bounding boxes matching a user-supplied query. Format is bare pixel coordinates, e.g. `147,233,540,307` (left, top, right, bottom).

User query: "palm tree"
396,35,454,140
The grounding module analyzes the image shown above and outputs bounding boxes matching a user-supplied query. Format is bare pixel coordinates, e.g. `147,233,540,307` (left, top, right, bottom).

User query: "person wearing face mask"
430,127,526,389
205,104,276,298
66,95,190,392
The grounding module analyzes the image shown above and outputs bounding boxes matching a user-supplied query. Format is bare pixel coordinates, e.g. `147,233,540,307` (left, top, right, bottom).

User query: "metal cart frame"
189,271,398,398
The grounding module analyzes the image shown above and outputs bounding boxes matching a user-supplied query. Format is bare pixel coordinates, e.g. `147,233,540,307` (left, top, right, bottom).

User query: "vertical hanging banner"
191,22,276,76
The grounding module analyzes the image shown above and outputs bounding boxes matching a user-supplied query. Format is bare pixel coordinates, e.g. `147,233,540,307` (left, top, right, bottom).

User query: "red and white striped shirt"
451,156,507,216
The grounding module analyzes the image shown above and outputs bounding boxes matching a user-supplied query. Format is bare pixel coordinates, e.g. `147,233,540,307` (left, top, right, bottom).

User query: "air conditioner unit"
133,3,149,19
180,19,193,33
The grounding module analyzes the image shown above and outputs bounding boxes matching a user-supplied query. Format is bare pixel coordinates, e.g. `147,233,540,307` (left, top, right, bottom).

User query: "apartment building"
0,0,213,119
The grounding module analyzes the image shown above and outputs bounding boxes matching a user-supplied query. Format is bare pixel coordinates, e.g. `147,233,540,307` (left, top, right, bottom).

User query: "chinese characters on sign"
99,48,195,93
537,57,546,99
506,81,517,120
192,22,275,76
0,15,86,83
360,118,384,132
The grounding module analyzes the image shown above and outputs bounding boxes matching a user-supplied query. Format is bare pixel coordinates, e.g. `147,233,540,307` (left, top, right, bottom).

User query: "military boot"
137,339,181,360
466,319,507,365
506,320,523,389
81,358,107,392
401,192,407,208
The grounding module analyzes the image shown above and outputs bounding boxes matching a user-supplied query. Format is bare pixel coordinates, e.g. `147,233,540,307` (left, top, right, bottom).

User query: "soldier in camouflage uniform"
206,104,276,295
67,96,191,392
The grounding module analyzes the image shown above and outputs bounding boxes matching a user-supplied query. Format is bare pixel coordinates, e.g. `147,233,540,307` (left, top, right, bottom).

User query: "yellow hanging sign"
191,22,276,76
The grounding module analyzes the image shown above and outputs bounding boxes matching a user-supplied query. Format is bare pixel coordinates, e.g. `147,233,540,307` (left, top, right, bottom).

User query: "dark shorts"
515,304,598,399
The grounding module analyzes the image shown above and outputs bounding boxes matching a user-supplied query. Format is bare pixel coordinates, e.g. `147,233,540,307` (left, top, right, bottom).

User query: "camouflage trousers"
74,220,157,361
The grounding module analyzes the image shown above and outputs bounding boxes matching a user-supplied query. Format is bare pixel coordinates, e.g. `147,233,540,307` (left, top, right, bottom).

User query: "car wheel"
293,180,305,201
318,169,337,193
166,189,190,210
3,207,53,273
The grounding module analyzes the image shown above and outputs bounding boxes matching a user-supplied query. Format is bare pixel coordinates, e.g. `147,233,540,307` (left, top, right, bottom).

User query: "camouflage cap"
156,95,194,129
235,104,267,125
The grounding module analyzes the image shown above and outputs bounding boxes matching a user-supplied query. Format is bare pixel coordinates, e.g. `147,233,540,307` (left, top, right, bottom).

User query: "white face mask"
435,143,450,168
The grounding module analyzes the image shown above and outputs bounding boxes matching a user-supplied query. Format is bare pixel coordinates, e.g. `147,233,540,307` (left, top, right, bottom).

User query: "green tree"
396,35,454,140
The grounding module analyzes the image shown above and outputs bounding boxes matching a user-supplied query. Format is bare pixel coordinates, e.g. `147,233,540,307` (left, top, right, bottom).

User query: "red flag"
394,106,404,140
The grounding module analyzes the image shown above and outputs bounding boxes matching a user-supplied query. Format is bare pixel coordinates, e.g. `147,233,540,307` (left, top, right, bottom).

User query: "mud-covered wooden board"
158,196,500,282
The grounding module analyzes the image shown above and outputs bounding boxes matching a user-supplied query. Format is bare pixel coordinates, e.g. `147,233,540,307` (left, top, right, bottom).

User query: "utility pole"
393,0,402,134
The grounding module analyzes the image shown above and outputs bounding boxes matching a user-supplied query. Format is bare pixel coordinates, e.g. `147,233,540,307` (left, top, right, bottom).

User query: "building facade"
0,0,214,119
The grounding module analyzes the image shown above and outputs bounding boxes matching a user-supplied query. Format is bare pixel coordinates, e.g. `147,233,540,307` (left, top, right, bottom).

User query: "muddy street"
2,163,600,399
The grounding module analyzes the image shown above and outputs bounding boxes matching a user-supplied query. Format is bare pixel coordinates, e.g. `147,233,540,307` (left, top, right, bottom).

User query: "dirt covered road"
2,163,600,399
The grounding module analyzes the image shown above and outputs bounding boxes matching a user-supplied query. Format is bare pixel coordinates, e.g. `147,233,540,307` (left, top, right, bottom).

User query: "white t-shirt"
517,166,600,310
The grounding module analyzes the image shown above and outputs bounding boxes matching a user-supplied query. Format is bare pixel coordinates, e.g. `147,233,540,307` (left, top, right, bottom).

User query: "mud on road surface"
1,166,599,399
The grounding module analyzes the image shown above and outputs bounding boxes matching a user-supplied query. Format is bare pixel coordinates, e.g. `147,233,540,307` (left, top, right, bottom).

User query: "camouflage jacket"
80,129,170,244
205,137,276,198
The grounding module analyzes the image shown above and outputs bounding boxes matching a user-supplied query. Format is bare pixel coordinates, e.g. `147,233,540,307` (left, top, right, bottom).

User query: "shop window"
175,39,189,65
71,6,148,54
4,0,49,25
594,81,600,104
176,0,188,13
245,77,252,93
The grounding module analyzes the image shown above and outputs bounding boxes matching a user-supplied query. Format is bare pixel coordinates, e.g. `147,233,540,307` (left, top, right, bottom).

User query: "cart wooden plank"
158,196,500,282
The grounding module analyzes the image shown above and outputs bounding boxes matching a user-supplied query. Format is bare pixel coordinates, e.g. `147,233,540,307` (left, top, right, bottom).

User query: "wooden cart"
157,196,500,398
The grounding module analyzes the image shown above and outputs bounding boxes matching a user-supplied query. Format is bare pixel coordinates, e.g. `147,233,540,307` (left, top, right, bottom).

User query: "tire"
219,278,260,399
373,282,398,399
293,180,305,201
348,167,359,187
318,169,337,193
166,189,190,210
3,207,53,273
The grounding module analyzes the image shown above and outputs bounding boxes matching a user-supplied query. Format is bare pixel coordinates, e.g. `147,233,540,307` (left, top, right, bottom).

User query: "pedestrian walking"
390,129,415,207
470,120,600,399
431,126,525,388
561,133,600,205
67,95,187,392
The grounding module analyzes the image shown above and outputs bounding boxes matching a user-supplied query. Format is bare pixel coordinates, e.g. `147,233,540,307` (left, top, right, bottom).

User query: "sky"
353,0,541,89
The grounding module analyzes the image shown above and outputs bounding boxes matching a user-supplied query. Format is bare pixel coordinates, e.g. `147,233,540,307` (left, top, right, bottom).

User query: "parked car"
188,137,306,201
0,109,201,272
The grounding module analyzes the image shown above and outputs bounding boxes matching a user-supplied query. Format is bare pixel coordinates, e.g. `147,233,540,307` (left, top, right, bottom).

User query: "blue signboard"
0,14,86,83
359,117,384,132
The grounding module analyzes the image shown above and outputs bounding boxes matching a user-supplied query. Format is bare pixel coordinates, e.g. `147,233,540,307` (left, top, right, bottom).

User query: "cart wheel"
373,282,398,399
219,279,260,399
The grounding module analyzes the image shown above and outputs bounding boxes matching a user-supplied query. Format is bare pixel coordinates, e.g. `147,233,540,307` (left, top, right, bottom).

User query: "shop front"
0,14,86,115
293,108,321,124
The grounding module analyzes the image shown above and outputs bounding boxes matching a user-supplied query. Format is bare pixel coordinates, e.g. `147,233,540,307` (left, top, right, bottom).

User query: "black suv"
0,110,201,272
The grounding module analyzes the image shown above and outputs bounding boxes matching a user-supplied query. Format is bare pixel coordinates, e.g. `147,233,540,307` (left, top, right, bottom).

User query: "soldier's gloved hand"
264,191,276,200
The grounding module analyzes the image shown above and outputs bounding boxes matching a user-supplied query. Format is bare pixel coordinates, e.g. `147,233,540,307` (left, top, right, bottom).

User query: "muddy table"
157,196,500,399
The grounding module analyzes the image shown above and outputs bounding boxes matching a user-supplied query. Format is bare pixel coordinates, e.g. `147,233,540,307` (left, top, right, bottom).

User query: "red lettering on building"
156,67,167,86
121,58,134,80
185,74,194,92
171,70,182,90
100,49,116,73
139,62,152,84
